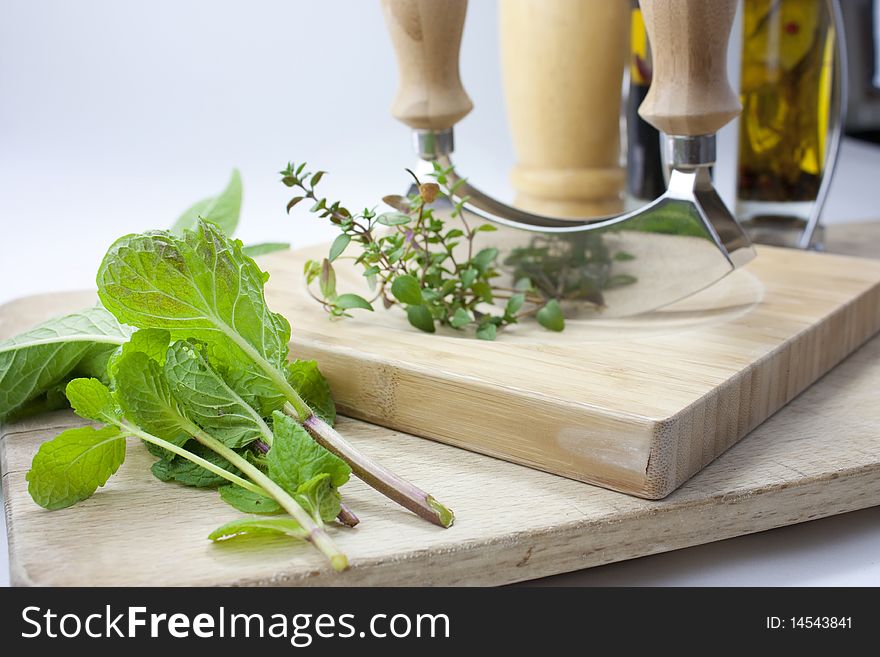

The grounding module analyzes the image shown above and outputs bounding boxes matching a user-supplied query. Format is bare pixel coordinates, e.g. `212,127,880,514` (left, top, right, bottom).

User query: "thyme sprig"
281,162,565,339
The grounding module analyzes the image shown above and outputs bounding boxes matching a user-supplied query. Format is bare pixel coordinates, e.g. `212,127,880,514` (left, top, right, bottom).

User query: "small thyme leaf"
391,275,423,306
476,323,497,341
328,234,351,262
406,305,435,333
450,308,471,329
334,294,373,312
286,196,305,213
319,259,337,300
505,293,525,317
376,212,411,227
537,299,565,332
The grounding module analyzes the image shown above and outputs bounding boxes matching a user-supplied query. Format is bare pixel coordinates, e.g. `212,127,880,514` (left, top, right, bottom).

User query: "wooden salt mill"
500,0,630,218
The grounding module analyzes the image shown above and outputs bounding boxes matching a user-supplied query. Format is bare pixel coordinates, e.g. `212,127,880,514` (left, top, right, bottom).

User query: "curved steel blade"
408,162,755,318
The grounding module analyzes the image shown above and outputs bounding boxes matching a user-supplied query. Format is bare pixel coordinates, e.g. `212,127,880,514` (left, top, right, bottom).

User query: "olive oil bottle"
737,0,843,248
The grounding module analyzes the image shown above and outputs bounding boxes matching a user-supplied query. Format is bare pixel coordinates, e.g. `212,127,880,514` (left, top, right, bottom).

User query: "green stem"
218,322,312,419
491,291,544,304
0,334,127,354
191,426,348,572
515,305,542,320
120,421,263,496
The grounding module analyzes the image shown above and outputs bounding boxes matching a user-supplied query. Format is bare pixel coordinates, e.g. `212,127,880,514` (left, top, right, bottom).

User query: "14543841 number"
766,617,853,630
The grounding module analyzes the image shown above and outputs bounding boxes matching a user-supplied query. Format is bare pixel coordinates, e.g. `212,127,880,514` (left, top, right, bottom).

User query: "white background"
1,0,879,586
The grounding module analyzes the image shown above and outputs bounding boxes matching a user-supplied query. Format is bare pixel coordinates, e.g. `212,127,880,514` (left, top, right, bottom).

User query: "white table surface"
2,0,879,587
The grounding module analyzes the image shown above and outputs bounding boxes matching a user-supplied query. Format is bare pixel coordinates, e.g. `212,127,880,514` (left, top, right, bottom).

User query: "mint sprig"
7,185,455,573
95,220,452,530
26,336,351,569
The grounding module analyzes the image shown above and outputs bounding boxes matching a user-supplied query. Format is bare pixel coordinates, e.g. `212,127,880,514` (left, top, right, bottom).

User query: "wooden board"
2,223,879,586
2,328,880,586
258,243,880,498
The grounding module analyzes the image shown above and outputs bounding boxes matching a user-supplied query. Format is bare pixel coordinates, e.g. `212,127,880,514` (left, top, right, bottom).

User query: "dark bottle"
626,1,665,202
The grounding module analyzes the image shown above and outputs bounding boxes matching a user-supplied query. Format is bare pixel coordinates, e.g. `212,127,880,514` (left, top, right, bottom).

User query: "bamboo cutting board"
260,243,880,498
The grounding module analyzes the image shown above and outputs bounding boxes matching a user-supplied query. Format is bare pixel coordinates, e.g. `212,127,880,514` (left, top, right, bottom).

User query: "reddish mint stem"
300,413,454,528
336,501,360,528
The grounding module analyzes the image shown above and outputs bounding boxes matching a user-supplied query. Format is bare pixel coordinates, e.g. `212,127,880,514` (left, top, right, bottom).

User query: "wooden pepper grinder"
500,0,630,218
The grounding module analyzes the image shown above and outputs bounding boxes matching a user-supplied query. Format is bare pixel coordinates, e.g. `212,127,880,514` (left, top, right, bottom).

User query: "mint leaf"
182,224,293,375
269,412,350,492
99,346,250,489
108,330,174,460
536,299,565,332
26,425,126,509
65,377,121,424
122,329,171,364
165,340,272,448
391,275,423,305
0,307,131,421
107,328,170,380
112,350,190,446
218,485,282,514
151,442,239,488
143,439,178,462
295,473,341,523
4,382,71,423
171,169,242,237
97,221,291,408
286,360,336,425
208,517,307,542
75,344,121,383
170,171,288,259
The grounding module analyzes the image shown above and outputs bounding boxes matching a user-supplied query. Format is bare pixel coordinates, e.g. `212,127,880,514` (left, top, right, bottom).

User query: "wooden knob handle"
638,0,741,136
381,0,474,131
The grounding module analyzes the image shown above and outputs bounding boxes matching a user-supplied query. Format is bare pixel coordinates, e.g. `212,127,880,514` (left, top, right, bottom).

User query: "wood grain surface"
257,243,880,498
1,223,879,586
381,0,473,131
500,0,629,215
638,0,742,136
3,334,880,586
